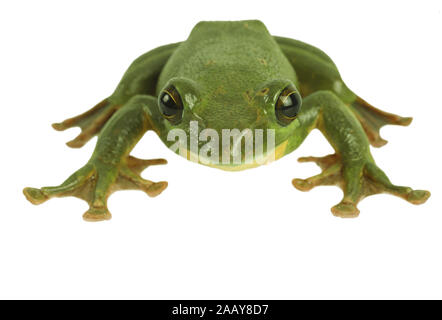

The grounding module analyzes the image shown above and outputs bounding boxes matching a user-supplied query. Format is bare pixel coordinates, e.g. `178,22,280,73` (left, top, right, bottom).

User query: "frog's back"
157,20,296,93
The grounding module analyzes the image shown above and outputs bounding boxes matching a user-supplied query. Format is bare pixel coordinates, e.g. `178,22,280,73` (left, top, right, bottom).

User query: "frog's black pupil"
160,92,180,116
281,93,300,118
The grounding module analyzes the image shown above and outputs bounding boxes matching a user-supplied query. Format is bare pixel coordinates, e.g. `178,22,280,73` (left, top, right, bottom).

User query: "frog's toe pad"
406,190,431,205
23,187,49,205
83,206,112,222
292,178,314,191
146,181,168,197
331,201,360,218
51,122,67,131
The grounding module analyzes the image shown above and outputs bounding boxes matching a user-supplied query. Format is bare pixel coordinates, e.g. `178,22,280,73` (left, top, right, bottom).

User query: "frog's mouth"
177,140,288,171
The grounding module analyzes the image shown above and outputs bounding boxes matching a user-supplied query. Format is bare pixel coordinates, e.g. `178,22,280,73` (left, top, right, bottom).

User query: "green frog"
23,20,430,221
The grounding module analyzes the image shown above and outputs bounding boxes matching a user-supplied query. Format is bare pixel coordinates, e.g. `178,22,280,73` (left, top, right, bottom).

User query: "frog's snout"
230,128,254,158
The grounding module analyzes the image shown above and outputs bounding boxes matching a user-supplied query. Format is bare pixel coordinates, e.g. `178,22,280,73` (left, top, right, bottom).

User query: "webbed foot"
23,156,167,221
350,97,412,148
52,99,120,148
292,154,430,218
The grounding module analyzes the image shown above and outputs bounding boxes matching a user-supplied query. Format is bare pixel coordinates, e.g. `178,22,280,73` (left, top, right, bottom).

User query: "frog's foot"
350,96,412,147
292,154,430,218
23,156,167,221
52,99,120,148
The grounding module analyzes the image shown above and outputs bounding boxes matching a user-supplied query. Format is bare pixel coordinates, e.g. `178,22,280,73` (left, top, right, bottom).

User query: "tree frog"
23,20,430,221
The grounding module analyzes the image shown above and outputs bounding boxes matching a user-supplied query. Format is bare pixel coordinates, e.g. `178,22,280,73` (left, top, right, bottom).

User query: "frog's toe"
65,132,94,149
331,201,360,218
364,163,431,205
83,205,112,222
117,163,168,198
406,190,431,205
298,154,339,170
292,178,314,191
293,154,341,192
23,187,49,205
126,156,167,175
146,181,168,197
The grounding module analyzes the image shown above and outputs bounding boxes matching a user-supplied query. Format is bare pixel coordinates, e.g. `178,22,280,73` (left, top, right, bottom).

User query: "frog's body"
24,20,430,221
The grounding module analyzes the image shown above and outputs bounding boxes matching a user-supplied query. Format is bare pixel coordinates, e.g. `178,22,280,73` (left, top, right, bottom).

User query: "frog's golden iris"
275,85,302,126
159,86,183,124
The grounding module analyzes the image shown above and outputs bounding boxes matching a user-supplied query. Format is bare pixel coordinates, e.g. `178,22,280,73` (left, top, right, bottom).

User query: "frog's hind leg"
350,96,412,147
52,42,181,148
275,36,413,148
52,98,120,148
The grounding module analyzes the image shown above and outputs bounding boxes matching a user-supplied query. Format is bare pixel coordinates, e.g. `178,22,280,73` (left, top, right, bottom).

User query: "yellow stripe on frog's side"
178,140,289,171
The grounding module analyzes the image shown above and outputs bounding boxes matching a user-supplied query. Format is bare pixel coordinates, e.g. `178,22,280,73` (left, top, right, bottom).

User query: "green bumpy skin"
23,20,430,221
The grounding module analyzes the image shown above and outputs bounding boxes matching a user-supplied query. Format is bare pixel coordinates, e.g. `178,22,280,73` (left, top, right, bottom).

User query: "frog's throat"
178,140,288,171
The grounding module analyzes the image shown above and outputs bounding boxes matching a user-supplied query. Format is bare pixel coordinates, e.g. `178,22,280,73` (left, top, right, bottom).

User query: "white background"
1,0,441,299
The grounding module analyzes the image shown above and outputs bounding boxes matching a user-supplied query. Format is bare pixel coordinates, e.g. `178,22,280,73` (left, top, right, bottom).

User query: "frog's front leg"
290,91,430,217
23,95,167,221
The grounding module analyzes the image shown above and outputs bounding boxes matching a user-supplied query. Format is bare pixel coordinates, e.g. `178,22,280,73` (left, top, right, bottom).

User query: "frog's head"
155,71,302,171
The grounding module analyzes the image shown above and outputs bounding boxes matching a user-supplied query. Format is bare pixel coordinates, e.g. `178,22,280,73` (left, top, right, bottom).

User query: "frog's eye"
275,85,302,126
159,86,183,124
